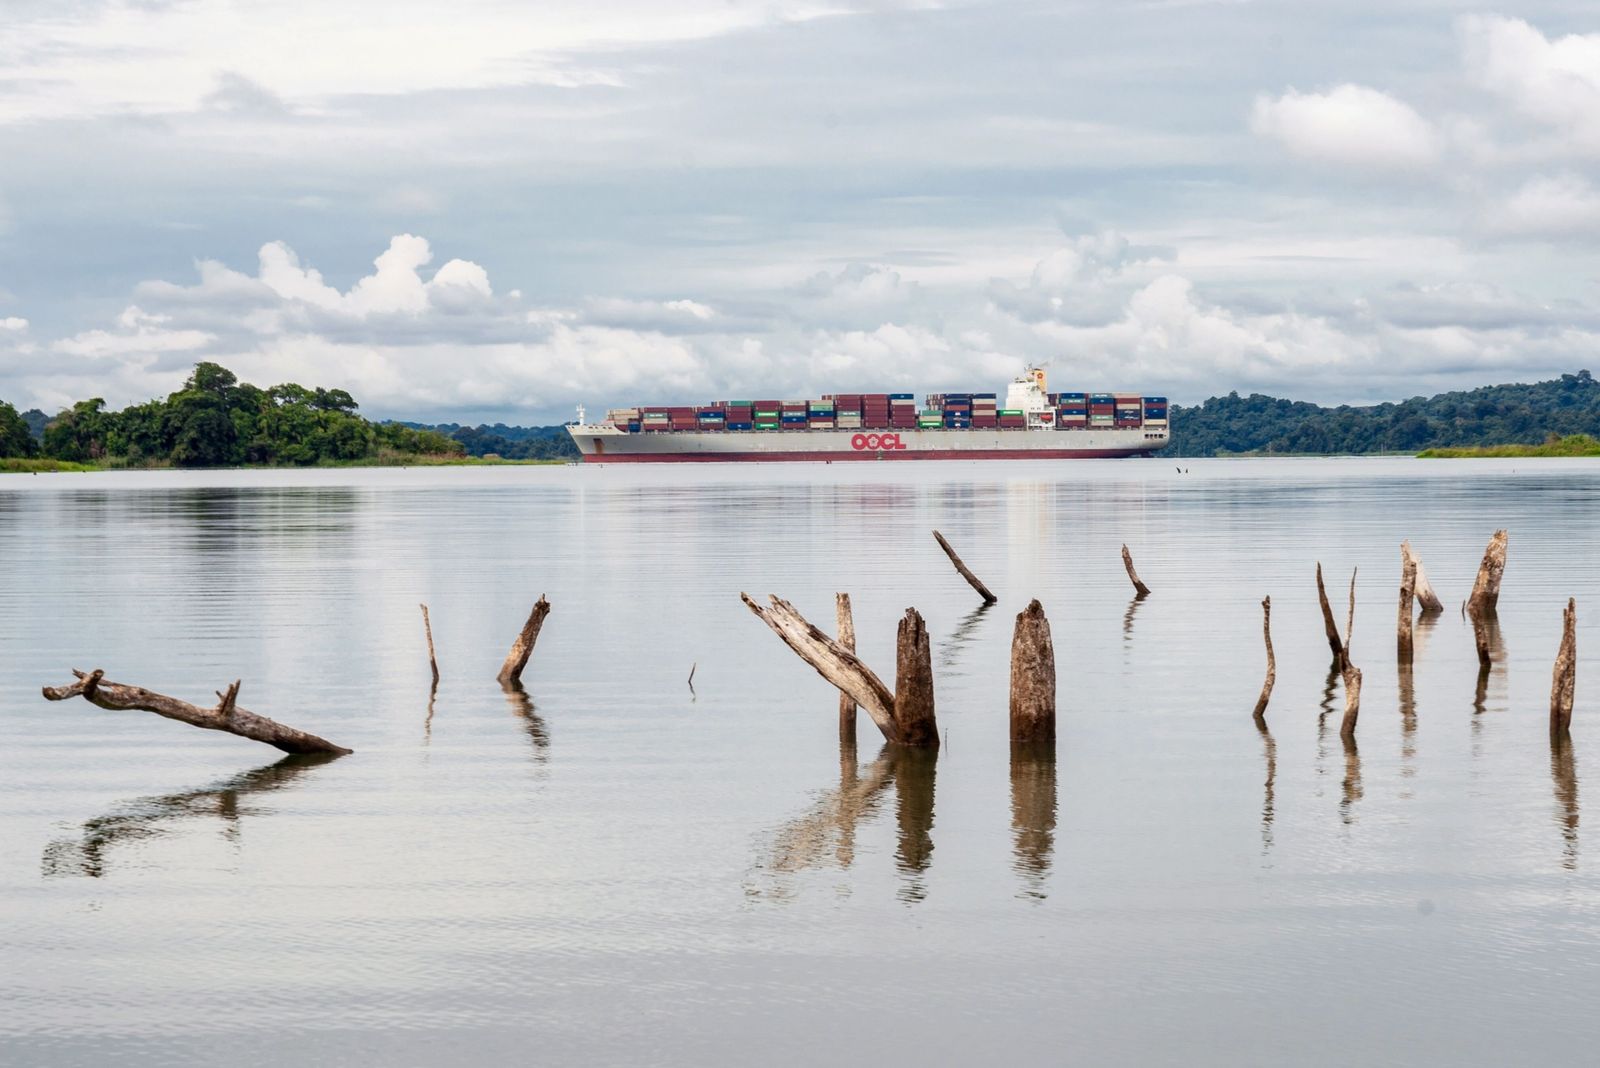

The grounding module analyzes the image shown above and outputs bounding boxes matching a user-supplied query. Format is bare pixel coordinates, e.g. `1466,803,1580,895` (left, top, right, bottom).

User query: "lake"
2,458,1598,1065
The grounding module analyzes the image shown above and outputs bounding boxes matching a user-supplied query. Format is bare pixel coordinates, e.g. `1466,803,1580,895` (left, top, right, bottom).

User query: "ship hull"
568,426,1168,462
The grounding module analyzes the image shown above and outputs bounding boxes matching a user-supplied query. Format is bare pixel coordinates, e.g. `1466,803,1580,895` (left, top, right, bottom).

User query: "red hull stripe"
583,448,1154,463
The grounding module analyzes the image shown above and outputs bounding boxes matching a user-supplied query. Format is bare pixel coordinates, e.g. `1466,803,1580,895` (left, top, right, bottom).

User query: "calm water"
3,458,1599,1065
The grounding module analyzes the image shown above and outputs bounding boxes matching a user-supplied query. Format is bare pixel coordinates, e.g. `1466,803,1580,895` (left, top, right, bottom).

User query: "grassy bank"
0,458,102,473
2,453,568,474
1418,434,1600,458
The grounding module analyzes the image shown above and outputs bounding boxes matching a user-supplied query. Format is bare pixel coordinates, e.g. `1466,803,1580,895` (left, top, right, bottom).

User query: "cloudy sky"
2,1,1599,421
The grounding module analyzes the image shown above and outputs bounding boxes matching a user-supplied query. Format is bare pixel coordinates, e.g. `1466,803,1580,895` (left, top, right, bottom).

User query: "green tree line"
0,362,462,466
1167,370,1600,456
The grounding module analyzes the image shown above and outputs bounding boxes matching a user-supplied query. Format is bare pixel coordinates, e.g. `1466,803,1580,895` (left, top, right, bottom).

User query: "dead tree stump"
1121,545,1151,598
933,530,998,604
42,670,351,755
1468,530,1509,619
894,609,939,748
1405,541,1443,614
837,592,857,747
497,596,551,685
1009,599,1056,743
1315,563,1348,670
420,603,440,688
1552,597,1577,735
1398,544,1417,660
1252,596,1276,721
1340,667,1363,741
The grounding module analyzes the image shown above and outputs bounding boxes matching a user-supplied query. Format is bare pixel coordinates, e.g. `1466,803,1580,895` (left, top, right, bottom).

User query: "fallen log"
933,530,998,604
741,594,939,747
1467,529,1509,619
1252,596,1275,721
42,669,351,755
420,603,440,688
1009,599,1056,744
497,596,551,685
1551,597,1577,735
837,592,857,747
1397,544,1417,660
1121,544,1151,599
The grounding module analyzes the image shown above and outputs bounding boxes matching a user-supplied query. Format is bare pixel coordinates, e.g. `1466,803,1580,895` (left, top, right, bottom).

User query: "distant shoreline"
1,456,568,475
1418,434,1600,459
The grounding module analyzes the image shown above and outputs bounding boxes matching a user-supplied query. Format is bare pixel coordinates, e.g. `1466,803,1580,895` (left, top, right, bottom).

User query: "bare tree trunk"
1397,545,1417,660
1340,666,1362,741
1316,563,1346,670
933,530,998,604
894,609,940,748
837,592,857,747
1009,599,1056,743
1406,541,1444,614
1121,544,1151,598
497,596,551,684
1552,597,1577,735
419,603,440,688
1344,567,1358,655
1468,530,1509,619
1252,596,1276,721
42,669,351,755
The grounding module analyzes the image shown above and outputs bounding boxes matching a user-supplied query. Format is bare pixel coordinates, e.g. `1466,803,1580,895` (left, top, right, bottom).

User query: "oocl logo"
851,433,907,451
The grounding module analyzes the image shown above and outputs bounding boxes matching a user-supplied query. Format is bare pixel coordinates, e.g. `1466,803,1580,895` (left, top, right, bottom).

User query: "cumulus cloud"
1460,15,1600,150
1486,173,1600,239
1,317,26,331
1251,84,1440,171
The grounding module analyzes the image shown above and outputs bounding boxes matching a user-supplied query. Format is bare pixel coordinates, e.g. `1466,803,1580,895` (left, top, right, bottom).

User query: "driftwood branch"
1009,599,1056,743
42,670,351,755
743,593,896,737
1252,596,1275,721
497,596,551,684
837,592,856,746
1468,529,1509,619
1344,567,1357,654
1315,563,1346,670
420,603,440,687
1552,597,1577,735
1121,544,1150,598
933,530,998,604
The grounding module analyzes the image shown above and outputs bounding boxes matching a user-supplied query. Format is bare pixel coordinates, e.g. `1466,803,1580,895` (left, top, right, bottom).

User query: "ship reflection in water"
41,753,341,879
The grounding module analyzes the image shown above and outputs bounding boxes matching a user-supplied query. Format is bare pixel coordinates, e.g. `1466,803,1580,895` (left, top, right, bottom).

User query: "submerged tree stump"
1552,597,1577,735
1340,666,1363,741
1252,596,1276,722
1315,563,1347,670
741,594,938,747
1405,541,1444,614
837,592,857,747
1121,545,1151,598
497,596,551,685
42,669,351,755
1468,530,1509,619
933,530,998,604
1397,544,1418,660
1009,599,1056,743
420,603,440,688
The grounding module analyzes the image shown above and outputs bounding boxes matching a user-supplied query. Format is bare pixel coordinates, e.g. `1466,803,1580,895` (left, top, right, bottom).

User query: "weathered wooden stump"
933,530,998,604
1340,666,1363,741
42,669,351,755
1468,529,1509,619
1315,563,1347,670
1405,541,1443,614
1009,599,1056,744
1121,544,1151,599
497,596,551,685
894,609,939,748
1397,543,1418,660
837,592,857,747
419,603,441,688
1252,595,1276,721
1551,597,1577,735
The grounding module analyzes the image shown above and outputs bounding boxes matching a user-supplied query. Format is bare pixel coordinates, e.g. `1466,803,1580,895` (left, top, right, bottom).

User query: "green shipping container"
755,422,779,429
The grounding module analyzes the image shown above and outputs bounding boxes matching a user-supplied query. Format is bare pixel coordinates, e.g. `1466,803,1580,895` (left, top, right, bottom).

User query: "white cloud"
0,317,26,332
53,306,214,360
1251,84,1440,172
1460,15,1600,150
1486,173,1600,238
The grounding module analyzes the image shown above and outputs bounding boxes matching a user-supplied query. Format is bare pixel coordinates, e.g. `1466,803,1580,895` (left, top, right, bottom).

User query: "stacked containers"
942,392,972,429
972,392,998,428
808,398,835,430
862,394,891,428
641,407,670,432
1056,391,1087,430
1089,392,1115,428
696,405,725,431
1143,396,1168,427
725,401,753,431
669,406,696,431
918,408,942,429
1114,393,1143,428
754,400,781,430
999,409,1027,429
834,395,864,430
890,394,916,428
780,400,808,429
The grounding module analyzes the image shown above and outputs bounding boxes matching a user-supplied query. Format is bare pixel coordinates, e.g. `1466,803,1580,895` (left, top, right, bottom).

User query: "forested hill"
1167,371,1600,457
392,422,580,461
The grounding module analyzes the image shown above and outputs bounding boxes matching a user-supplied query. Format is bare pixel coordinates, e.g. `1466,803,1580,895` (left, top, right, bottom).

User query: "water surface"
3,458,1598,1065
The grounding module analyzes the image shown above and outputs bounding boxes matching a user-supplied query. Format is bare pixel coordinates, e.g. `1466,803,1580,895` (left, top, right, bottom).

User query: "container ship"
567,368,1168,462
